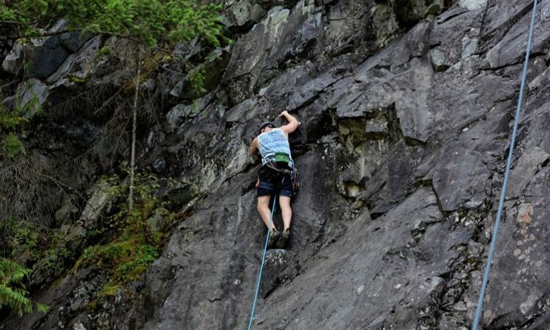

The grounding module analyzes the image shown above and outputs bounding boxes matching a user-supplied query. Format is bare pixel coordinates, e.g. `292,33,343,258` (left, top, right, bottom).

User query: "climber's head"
259,121,275,133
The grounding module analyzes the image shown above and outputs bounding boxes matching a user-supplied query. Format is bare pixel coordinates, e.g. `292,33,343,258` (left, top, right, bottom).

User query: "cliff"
1,0,550,329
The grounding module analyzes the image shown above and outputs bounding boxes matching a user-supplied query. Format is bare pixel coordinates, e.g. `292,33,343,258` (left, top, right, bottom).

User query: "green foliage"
9,222,73,273
68,75,87,84
0,105,27,159
10,222,40,261
76,237,159,297
106,171,161,223
3,133,26,158
16,92,43,119
0,221,72,317
0,0,225,48
97,46,112,57
74,172,174,297
189,68,207,97
0,112,28,130
0,258,47,316
0,216,17,245
0,91,42,159
44,245,73,274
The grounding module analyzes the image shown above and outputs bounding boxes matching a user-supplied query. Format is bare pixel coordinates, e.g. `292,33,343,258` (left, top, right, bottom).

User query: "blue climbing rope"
472,1,538,329
247,195,277,330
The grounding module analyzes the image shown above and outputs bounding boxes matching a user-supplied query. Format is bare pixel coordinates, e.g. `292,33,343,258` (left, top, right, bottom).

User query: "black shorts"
257,163,294,197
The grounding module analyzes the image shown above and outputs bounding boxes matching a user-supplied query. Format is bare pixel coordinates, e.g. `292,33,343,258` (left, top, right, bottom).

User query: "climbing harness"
263,161,300,193
265,161,292,175
472,1,538,329
247,195,277,330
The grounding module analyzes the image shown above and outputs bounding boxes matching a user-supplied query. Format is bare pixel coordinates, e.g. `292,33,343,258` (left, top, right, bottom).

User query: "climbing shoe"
267,229,280,249
276,229,290,248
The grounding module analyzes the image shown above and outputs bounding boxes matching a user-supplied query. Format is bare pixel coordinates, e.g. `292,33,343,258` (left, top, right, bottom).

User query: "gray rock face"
9,79,49,117
46,35,102,83
130,3,550,328
5,1,550,330
221,0,424,106
170,46,231,99
459,0,487,11
487,2,550,68
432,146,491,212
393,0,444,27
223,0,267,29
2,40,27,74
2,33,91,78
254,187,469,330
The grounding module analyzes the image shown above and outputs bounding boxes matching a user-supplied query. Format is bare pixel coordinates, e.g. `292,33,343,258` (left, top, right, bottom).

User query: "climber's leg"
257,195,276,231
278,196,292,230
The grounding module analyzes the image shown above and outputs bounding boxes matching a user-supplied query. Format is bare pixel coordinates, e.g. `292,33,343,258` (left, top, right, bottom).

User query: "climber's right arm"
280,110,300,135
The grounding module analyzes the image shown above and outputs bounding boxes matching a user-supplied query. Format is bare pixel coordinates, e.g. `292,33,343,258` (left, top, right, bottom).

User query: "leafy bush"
76,237,159,297
0,258,47,316
189,68,207,97
3,133,26,158
0,221,76,316
74,172,174,297
0,93,39,158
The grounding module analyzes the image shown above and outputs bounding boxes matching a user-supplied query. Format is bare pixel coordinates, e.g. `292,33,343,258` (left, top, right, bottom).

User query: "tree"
0,0,224,47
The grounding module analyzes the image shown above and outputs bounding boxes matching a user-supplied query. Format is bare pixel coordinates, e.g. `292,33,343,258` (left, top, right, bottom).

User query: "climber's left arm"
250,137,259,154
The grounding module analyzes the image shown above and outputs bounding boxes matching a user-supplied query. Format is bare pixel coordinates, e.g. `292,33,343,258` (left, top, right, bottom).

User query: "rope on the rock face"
247,195,277,330
472,1,538,329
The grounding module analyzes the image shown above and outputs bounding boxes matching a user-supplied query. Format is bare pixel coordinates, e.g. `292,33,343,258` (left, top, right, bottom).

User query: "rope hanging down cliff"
247,195,277,330
472,1,538,329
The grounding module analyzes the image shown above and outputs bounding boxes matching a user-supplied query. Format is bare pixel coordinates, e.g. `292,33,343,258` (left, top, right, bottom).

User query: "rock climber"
250,110,300,248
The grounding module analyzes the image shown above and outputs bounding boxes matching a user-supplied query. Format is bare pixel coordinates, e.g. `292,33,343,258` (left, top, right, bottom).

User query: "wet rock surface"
2,0,550,330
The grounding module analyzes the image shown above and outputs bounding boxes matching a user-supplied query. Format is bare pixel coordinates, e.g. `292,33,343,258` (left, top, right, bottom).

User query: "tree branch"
128,48,142,211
